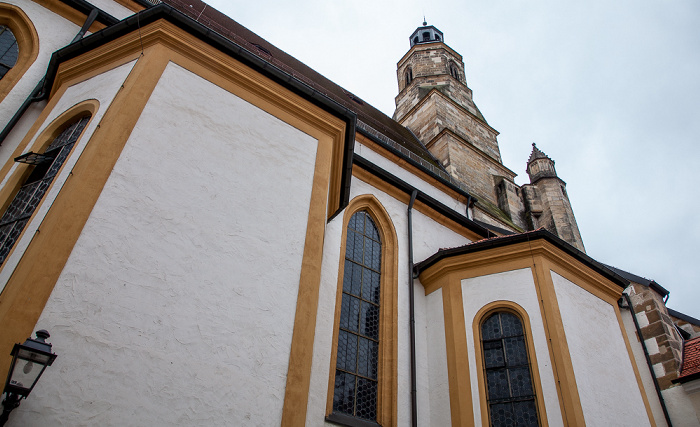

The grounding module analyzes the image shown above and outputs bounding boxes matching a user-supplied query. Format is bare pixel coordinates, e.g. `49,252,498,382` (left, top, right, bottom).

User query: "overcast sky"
204,0,700,317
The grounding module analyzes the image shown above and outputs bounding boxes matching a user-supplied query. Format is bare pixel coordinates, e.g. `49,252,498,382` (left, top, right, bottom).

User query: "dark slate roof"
603,264,669,297
414,228,630,289
160,0,442,169
527,143,551,164
668,308,700,327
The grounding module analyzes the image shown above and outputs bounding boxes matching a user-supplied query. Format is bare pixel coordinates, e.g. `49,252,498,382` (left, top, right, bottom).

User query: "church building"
0,0,698,425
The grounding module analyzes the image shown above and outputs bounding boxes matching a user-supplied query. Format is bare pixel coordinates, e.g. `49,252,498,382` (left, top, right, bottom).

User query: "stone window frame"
0,4,39,103
0,100,97,271
472,301,549,427
326,194,398,427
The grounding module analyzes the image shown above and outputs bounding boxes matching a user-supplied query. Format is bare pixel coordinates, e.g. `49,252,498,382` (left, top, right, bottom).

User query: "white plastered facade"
306,173,470,426
12,62,319,425
462,268,564,426
552,271,651,426
0,59,137,294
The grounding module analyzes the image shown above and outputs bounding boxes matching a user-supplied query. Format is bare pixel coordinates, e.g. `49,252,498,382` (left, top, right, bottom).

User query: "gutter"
414,229,627,287
407,189,418,427
353,155,490,239
0,7,100,146
620,294,673,426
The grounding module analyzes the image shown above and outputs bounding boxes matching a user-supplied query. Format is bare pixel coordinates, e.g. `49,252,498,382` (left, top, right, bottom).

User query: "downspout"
620,293,673,426
0,9,99,146
407,189,418,427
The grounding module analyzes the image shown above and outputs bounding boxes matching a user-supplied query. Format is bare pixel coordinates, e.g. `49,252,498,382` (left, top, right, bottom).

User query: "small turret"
526,143,557,182
522,144,585,252
409,23,444,47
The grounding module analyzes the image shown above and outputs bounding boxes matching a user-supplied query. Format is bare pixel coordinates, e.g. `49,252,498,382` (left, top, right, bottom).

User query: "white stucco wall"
662,385,700,427
355,142,468,215
306,177,470,426
425,287,451,426
85,0,136,20
0,0,82,165
14,62,319,426
462,268,563,426
0,59,136,294
552,271,652,426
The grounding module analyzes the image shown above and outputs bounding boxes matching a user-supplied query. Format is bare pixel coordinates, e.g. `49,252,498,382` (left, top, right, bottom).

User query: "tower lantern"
409,23,444,47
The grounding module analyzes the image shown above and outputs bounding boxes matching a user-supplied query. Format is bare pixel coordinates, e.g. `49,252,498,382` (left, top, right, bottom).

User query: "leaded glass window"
481,312,539,427
0,25,19,79
0,116,90,265
333,210,381,422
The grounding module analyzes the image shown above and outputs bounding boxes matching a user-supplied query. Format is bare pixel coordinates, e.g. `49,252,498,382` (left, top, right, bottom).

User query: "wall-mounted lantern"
0,330,57,426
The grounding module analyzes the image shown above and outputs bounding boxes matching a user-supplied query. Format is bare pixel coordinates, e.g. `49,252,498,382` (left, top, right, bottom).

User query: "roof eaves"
668,308,700,327
353,155,490,239
40,4,357,216
414,229,630,289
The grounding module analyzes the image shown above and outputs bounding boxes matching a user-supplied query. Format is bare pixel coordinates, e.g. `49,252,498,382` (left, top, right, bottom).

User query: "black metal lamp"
1,330,57,426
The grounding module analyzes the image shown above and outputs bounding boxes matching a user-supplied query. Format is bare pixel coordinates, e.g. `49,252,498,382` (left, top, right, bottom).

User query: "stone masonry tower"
394,23,527,232
522,144,585,251
394,23,586,252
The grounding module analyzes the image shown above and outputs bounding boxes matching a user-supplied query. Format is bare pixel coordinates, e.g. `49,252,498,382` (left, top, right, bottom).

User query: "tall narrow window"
0,116,90,265
332,210,381,422
0,25,19,79
481,311,539,426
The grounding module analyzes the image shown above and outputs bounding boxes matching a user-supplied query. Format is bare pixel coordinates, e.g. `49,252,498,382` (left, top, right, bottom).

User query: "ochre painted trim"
0,4,39,103
0,19,348,425
614,304,657,426
29,0,106,32
417,239,622,302
281,130,334,425
49,20,347,219
324,194,399,426
416,240,599,425
352,165,482,242
442,273,474,426
0,45,170,380
0,99,99,270
534,258,586,425
472,301,549,427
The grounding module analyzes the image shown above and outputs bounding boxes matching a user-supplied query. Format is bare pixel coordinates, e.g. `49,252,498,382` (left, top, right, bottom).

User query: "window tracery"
332,210,382,422
481,311,539,426
0,116,90,265
0,25,18,79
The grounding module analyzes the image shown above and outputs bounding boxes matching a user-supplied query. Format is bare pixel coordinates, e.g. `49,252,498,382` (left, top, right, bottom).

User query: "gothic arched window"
405,67,413,86
481,311,539,426
0,115,90,265
450,64,460,81
0,25,19,79
332,210,382,422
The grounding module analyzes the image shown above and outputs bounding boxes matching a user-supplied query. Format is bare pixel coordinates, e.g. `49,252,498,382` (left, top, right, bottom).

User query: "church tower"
394,23,527,232
394,23,586,251
522,144,585,251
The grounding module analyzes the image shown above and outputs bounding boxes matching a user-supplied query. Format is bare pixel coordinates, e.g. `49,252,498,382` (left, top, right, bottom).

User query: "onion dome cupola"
409,22,444,46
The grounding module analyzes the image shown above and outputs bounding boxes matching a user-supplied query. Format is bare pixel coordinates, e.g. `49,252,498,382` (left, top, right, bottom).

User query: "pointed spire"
528,143,552,164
